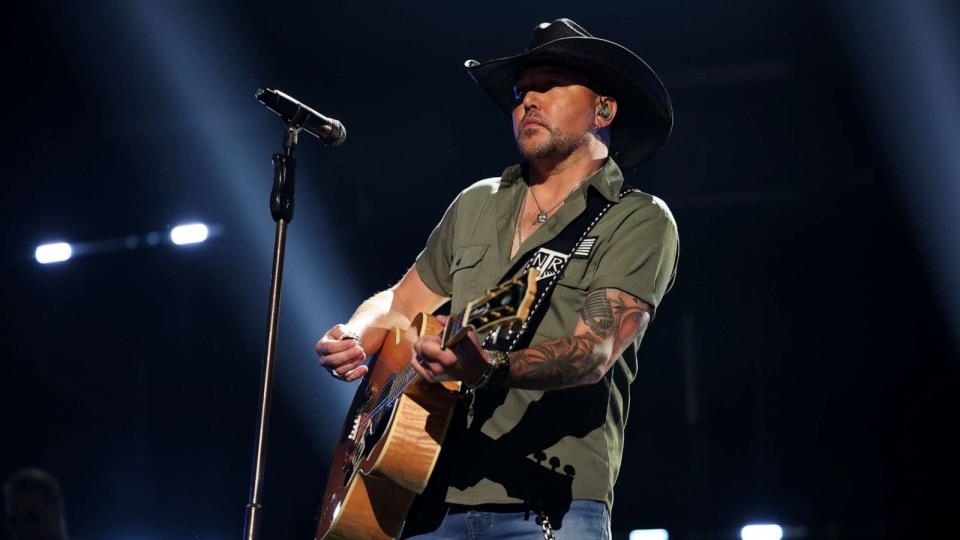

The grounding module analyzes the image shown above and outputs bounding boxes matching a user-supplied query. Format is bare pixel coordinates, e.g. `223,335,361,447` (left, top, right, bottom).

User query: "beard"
515,123,583,161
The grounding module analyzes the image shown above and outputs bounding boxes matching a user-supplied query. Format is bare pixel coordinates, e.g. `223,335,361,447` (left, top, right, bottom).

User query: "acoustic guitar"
315,270,538,539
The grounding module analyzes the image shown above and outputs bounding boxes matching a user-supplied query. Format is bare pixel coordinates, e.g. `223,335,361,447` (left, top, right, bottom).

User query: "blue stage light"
170,223,209,245
741,523,783,540
35,242,72,264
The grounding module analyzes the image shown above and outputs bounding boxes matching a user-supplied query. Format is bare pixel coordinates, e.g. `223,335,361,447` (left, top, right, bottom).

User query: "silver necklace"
528,176,590,224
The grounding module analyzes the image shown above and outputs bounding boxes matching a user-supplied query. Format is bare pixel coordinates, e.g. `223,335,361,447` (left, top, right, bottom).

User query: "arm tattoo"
506,288,651,390
583,289,616,337
603,289,649,351
507,333,607,390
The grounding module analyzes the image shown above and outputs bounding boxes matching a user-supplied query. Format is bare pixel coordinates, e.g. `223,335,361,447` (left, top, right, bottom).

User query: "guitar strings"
349,367,416,455
347,277,529,466
354,311,466,419
351,300,503,449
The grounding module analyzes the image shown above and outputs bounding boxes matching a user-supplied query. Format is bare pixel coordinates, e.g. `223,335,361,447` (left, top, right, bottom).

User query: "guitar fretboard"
440,312,465,348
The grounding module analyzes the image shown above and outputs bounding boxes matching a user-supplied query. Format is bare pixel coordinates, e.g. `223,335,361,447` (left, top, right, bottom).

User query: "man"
3,468,70,540
317,18,677,538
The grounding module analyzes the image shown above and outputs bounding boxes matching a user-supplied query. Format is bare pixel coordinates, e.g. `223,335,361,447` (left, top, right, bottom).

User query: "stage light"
741,523,783,540
630,529,669,540
35,242,72,264
170,223,209,245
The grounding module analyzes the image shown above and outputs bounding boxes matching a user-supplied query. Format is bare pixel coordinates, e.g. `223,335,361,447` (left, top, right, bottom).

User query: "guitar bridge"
347,414,361,441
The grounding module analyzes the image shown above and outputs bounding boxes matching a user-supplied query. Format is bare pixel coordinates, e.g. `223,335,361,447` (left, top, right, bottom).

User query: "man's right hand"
316,266,447,384
316,324,368,382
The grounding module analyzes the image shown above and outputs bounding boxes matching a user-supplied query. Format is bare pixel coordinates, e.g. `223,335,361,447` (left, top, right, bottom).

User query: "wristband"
465,349,510,390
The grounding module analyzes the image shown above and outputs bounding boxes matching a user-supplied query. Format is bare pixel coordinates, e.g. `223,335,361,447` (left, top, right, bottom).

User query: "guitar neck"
439,312,466,349
437,269,537,350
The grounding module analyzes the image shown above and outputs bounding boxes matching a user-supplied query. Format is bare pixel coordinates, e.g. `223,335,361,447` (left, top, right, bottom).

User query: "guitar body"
316,314,461,540
315,270,537,539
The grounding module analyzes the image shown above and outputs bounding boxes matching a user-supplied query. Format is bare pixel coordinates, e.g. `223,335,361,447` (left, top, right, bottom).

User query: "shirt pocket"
557,256,592,291
540,257,592,338
449,244,490,300
449,244,489,274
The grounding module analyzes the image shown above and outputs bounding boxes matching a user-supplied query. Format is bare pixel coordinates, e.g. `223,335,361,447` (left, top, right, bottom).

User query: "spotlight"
35,242,72,264
170,223,209,245
630,529,669,540
741,524,783,540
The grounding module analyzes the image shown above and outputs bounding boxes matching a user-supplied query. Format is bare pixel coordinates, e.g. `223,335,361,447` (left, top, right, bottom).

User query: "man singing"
317,18,678,538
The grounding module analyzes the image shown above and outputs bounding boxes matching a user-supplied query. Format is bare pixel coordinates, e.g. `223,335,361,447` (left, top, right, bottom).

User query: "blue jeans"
401,500,611,539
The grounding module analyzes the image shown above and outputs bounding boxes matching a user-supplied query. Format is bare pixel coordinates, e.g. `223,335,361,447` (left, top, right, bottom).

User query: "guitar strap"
483,184,638,353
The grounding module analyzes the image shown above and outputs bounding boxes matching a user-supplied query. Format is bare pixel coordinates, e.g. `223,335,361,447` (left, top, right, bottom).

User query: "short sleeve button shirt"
414,158,678,508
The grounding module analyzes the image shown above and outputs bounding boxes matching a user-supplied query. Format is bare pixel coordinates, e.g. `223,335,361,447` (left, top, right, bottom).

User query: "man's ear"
596,96,618,128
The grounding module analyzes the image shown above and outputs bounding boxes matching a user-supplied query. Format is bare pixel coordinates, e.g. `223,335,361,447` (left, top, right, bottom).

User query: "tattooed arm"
410,288,651,390
504,288,651,390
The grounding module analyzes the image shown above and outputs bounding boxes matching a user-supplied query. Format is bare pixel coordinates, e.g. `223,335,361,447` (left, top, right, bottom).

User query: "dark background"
3,1,958,539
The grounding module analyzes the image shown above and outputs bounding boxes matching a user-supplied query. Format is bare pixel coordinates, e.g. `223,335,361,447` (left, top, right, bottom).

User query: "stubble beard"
516,124,582,161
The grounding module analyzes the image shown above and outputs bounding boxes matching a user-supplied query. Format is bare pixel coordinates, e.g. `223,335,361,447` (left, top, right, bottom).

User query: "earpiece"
598,100,612,119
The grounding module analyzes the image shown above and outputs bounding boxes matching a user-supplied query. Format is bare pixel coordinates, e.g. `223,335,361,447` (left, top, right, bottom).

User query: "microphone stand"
243,125,300,540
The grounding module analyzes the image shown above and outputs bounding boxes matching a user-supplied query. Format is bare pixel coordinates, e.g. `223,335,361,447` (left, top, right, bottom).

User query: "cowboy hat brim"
466,36,673,169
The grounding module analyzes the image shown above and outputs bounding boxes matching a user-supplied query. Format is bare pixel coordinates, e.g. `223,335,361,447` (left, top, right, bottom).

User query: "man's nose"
521,89,544,110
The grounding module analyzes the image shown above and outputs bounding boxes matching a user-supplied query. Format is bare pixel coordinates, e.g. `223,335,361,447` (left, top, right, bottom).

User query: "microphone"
255,88,346,146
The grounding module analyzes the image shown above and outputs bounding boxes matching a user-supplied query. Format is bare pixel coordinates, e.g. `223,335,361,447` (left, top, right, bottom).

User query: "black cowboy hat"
465,18,673,169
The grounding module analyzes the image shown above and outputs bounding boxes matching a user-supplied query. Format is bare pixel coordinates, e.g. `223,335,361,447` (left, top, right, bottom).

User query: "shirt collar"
498,158,625,202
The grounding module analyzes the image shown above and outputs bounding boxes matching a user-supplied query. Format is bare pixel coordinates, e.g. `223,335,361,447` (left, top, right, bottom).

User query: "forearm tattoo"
507,289,651,390
507,333,607,390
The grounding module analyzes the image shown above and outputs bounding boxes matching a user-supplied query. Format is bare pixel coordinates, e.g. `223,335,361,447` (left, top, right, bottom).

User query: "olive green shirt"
414,158,678,509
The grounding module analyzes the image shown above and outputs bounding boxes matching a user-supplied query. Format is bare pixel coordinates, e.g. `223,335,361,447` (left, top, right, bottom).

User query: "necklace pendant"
535,211,548,224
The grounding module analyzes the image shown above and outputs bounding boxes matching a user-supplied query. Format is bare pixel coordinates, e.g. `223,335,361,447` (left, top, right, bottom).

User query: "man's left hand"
410,315,488,384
